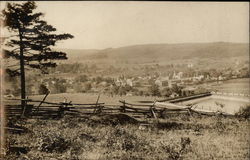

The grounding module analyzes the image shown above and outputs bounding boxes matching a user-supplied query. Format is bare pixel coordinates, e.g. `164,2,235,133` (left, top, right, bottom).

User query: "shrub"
106,127,149,152
161,137,191,160
236,105,250,119
214,120,226,133
35,132,70,153
38,84,49,95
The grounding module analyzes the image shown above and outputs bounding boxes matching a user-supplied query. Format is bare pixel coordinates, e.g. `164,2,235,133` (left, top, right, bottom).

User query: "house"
168,80,173,88
173,71,177,79
193,75,204,81
126,92,133,96
218,75,225,81
162,80,169,87
155,79,162,87
173,71,183,80
133,80,141,87
187,63,194,68
211,77,218,81
205,74,210,80
170,92,179,98
115,78,123,86
99,81,108,87
181,87,196,96
155,76,169,87
66,79,74,85
180,77,193,84
126,79,133,87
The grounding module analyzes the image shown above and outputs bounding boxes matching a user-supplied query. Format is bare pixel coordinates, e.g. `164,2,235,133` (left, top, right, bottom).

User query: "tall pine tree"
2,1,74,107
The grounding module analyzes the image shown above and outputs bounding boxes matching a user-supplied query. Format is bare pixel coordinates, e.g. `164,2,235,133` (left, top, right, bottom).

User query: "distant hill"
61,42,249,63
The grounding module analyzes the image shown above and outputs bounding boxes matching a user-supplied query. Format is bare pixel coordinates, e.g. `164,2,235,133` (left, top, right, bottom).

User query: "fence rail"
4,92,235,119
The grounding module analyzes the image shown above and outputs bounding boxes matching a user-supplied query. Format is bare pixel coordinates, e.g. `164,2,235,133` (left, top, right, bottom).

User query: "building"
173,71,183,79
187,63,194,68
193,75,204,81
170,92,179,98
162,80,169,87
154,76,170,87
126,79,133,87
155,79,162,87
181,87,196,96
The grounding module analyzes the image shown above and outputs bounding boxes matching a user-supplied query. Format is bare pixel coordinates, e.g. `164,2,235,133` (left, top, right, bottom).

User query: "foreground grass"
5,114,250,160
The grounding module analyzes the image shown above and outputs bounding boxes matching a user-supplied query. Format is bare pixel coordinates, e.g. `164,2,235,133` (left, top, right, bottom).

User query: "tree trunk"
19,29,26,109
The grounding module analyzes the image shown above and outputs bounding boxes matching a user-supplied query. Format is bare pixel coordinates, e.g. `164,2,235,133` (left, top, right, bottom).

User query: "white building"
187,63,194,68
126,79,133,87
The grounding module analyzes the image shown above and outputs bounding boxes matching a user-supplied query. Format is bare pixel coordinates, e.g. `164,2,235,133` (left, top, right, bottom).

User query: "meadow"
4,88,250,160
179,95,249,115
5,113,250,160
209,78,250,95
30,93,157,105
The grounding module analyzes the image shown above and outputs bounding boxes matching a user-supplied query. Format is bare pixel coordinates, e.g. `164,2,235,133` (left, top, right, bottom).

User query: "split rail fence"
5,92,233,119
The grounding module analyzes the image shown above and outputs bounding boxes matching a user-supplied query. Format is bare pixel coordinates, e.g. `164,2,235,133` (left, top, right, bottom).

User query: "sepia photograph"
0,1,249,159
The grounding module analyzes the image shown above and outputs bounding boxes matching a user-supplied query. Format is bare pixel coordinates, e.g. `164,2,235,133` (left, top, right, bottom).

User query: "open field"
5,92,250,159
5,114,250,160
4,83,250,159
29,93,158,105
209,78,250,95
4,93,250,160
179,95,250,114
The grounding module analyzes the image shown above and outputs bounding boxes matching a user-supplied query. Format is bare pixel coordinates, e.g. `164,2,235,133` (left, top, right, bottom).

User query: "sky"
1,1,249,49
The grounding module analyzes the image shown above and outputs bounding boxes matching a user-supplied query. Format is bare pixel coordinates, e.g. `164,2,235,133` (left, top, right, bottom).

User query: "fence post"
25,105,33,117
150,107,157,119
150,100,157,119
21,97,29,117
21,104,33,117
159,108,166,118
93,94,101,114
58,104,65,118
121,100,126,113
36,91,50,113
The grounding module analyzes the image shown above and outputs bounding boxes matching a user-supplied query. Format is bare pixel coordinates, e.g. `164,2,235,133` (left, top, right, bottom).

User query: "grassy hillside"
63,42,249,63
5,114,250,160
4,94,250,159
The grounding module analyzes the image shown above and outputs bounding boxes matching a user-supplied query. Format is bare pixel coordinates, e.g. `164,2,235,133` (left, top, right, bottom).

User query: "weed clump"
161,137,192,160
4,111,250,160
236,105,250,119
100,114,139,125
34,132,70,153
106,127,148,152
